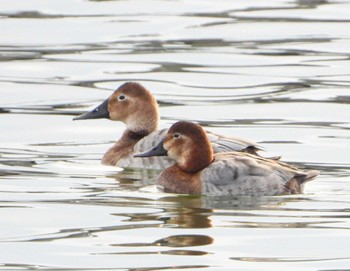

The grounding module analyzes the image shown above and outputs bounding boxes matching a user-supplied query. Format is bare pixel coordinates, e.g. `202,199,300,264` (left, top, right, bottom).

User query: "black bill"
73,99,109,120
134,141,168,158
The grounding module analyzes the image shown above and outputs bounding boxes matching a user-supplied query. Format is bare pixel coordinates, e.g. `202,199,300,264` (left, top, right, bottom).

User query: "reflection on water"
110,234,214,256
0,0,350,270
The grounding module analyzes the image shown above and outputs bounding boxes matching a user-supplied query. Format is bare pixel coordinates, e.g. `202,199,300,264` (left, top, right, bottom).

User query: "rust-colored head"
74,82,159,133
135,121,214,172
164,121,214,173
108,82,159,131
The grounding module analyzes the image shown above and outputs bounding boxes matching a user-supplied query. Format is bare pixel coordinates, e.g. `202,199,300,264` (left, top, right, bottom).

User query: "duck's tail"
304,170,319,182
285,170,319,194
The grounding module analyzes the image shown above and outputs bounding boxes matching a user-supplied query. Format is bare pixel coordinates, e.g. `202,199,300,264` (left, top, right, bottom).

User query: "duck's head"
73,82,159,133
136,121,214,173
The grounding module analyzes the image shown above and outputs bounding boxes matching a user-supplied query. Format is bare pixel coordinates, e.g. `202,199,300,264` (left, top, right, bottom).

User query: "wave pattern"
0,0,349,270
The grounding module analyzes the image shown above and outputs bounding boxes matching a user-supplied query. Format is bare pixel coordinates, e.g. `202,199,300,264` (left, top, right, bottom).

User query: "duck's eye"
173,133,180,139
118,94,126,101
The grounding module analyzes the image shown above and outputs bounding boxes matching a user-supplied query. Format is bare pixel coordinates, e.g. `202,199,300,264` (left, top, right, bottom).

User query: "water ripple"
1,0,350,270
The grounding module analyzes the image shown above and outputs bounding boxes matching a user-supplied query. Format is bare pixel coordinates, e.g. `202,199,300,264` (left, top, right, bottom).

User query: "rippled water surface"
1,0,350,270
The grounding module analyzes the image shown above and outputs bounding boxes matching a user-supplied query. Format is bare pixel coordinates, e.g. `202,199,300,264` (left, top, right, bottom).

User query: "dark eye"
118,94,126,101
173,133,180,139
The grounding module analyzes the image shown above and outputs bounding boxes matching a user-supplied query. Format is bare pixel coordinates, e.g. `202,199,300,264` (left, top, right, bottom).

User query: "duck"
135,121,318,196
73,82,269,170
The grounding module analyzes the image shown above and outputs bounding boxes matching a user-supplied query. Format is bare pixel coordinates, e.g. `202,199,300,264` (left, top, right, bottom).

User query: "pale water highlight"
0,0,350,270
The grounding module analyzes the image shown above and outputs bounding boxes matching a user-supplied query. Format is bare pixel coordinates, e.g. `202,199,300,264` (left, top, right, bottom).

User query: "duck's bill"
134,141,168,158
73,99,109,120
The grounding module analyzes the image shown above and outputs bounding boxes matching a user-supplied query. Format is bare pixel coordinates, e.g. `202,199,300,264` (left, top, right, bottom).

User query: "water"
1,0,350,270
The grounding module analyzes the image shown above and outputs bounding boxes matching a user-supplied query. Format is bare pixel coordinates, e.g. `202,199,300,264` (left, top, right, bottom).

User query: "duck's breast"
200,153,295,196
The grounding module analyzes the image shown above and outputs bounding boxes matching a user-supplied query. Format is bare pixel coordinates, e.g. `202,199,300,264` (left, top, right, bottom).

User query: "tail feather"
304,170,319,182
285,170,319,194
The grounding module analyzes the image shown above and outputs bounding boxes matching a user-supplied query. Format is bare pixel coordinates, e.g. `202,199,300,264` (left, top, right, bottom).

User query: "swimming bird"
73,82,267,170
135,121,318,196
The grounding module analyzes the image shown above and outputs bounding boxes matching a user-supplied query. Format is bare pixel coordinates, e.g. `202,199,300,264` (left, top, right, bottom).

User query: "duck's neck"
125,105,159,135
124,129,150,142
101,129,149,166
179,141,214,173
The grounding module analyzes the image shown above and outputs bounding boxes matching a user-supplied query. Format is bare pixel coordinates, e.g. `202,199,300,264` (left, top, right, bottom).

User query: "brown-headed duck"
74,82,270,170
135,121,318,196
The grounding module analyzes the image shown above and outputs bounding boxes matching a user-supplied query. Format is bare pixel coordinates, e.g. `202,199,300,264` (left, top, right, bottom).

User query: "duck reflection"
107,168,296,230
296,0,328,8
106,167,320,235
106,167,160,191
111,234,213,256
110,194,213,229
116,234,213,248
